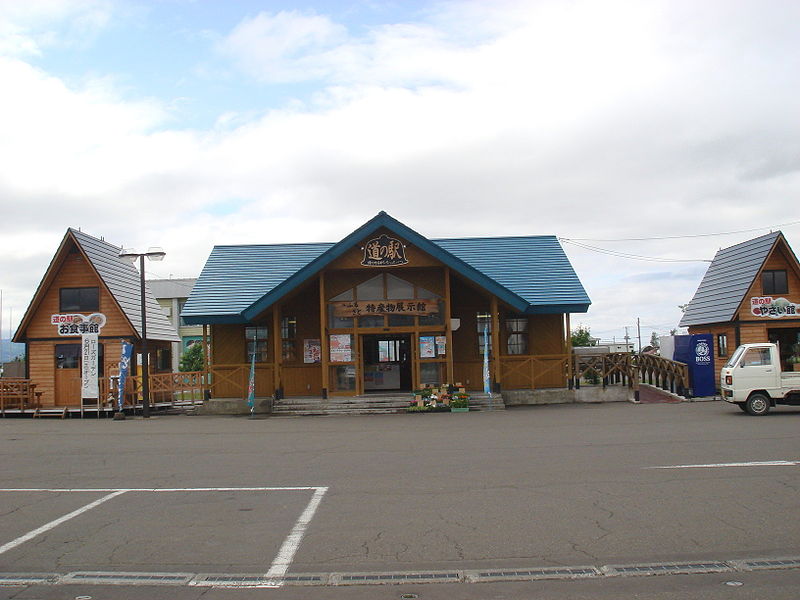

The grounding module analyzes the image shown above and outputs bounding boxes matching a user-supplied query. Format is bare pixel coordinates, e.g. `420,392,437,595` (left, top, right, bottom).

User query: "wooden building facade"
13,229,180,407
680,231,800,381
183,212,591,398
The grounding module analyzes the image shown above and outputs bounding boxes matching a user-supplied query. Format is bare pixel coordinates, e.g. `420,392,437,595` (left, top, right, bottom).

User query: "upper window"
762,270,788,295
245,326,269,362
60,287,99,312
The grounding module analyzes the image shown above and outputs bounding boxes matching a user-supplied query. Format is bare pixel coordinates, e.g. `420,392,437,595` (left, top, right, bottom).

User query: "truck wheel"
736,402,748,412
745,393,770,416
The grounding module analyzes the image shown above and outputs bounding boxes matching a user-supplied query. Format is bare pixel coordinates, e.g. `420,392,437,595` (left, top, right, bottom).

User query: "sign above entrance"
51,313,107,335
332,299,439,318
750,296,799,318
361,234,408,267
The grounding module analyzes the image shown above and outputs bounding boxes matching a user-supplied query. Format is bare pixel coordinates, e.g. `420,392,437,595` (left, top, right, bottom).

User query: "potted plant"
450,392,470,412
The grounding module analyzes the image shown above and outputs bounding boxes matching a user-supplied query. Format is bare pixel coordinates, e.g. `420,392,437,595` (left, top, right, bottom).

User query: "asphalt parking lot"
1,401,799,599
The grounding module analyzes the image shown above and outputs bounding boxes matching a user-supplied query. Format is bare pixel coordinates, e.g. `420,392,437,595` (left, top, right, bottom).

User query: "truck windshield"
725,346,746,368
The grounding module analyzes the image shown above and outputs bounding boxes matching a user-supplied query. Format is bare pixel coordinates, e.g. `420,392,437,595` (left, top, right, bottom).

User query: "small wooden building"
182,212,591,398
13,229,180,407
680,231,800,380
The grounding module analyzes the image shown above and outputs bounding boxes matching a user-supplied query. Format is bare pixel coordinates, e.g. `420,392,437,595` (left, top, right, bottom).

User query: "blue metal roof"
679,231,784,327
182,212,590,324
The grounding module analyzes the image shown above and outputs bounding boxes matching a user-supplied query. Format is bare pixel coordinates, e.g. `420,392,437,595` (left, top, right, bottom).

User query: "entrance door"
55,343,81,406
362,335,412,392
768,328,800,371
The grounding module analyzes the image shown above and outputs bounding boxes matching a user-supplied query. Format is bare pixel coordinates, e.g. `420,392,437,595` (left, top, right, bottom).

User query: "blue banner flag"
118,341,133,411
482,322,491,395
246,336,256,414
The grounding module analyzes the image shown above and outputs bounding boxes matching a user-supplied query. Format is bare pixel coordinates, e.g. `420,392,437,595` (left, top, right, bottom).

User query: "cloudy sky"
1,0,799,348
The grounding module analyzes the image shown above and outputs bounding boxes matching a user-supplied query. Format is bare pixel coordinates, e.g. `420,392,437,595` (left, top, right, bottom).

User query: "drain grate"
739,558,800,571
604,562,731,577
0,573,58,585
336,572,460,585
64,572,193,585
473,566,599,581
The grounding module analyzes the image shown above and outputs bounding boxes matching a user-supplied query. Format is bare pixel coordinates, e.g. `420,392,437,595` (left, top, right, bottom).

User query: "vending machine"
672,334,716,397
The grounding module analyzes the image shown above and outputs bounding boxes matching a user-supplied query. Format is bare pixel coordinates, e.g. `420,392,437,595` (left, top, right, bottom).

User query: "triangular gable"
240,212,533,321
679,231,791,327
14,229,179,342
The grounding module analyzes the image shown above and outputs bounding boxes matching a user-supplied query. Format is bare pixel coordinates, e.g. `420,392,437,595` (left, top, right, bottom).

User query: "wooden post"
490,295,500,391
444,267,454,384
272,305,281,398
565,313,572,389
319,273,329,398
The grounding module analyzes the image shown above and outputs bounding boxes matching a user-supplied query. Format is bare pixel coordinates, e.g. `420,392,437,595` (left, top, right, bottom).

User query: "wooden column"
565,313,573,389
272,306,282,397
490,295,501,391
319,273,329,397
444,267,454,384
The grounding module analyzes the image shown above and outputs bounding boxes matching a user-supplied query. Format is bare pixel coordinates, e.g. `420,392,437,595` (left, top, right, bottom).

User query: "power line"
561,219,800,243
560,239,712,263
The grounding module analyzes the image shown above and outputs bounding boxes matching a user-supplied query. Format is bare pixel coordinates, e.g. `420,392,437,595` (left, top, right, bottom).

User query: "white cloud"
2,0,800,342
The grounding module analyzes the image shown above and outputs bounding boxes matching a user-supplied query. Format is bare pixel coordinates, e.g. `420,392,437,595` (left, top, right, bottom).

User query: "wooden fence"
572,352,689,396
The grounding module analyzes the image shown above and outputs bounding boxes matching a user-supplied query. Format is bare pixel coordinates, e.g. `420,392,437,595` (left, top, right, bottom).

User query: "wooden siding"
25,249,134,339
737,242,800,323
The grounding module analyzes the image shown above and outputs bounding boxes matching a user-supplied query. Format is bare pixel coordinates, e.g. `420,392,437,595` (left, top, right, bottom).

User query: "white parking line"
265,486,328,582
0,490,126,556
0,486,328,587
648,460,800,469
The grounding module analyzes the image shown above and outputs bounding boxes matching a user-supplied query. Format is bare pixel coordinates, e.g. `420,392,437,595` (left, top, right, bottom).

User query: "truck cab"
720,343,800,415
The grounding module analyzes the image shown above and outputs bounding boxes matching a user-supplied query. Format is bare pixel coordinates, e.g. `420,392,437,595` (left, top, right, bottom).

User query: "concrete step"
272,393,505,416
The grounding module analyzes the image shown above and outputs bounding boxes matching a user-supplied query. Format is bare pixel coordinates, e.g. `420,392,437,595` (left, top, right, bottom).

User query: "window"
477,312,492,356
178,299,188,326
60,287,99,312
281,316,297,361
717,334,728,357
762,270,788,295
741,347,772,367
157,347,171,371
506,318,528,355
245,326,268,362
54,343,104,375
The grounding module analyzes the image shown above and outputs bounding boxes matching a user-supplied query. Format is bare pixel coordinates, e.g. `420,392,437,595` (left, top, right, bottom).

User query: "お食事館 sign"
750,297,799,318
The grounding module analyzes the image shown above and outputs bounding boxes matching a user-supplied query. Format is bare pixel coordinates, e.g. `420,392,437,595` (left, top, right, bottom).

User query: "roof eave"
242,212,531,320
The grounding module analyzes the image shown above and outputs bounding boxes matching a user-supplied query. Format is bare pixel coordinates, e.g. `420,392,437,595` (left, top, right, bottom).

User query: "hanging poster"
435,335,447,356
419,336,436,358
304,339,321,364
81,334,99,399
329,334,352,362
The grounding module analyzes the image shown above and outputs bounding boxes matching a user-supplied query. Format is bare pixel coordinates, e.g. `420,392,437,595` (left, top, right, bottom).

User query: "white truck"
720,343,800,415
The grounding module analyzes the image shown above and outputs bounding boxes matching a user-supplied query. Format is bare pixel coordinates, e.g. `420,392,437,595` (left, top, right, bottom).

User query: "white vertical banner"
81,334,99,399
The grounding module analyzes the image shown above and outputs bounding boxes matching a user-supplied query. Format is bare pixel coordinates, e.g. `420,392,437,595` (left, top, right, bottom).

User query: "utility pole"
637,317,642,353
624,326,630,351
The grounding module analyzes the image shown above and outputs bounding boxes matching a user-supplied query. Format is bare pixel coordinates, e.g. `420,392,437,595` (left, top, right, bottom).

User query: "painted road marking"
0,486,328,587
0,491,126,556
648,460,800,469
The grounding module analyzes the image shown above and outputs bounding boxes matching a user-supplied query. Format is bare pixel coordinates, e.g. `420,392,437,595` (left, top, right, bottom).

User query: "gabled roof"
182,212,590,324
679,231,790,327
14,229,180,342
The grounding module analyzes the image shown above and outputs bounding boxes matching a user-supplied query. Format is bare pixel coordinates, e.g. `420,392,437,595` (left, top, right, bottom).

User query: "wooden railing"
127,371,208,406
0,378,41,413
571,352,689,396
498,354,570,389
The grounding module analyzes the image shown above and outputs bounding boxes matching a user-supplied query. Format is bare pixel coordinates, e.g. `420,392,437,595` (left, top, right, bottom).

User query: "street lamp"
119,247,165,418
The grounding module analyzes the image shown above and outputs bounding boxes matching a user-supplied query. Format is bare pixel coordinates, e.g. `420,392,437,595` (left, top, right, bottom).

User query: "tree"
571,324,594,347
650,331,660,349
179,343,204,372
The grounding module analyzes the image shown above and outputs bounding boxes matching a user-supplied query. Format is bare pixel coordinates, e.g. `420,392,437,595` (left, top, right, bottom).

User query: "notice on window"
329,334,352,362
303,339,321,364
419,336,436,359
435,335,447,356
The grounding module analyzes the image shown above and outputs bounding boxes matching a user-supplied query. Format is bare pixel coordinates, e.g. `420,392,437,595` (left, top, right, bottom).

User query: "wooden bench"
0,379,41,414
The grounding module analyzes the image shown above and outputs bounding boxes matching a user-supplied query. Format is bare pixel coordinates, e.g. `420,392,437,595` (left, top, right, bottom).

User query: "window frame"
717,333,728,357
762,270,788,295
245,326,269,363
59,287,99,312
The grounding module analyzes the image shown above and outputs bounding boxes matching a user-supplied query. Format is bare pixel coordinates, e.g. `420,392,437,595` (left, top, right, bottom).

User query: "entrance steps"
272,392,505,416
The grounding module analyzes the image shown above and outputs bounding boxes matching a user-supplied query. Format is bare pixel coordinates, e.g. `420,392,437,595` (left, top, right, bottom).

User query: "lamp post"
119,247,165,418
